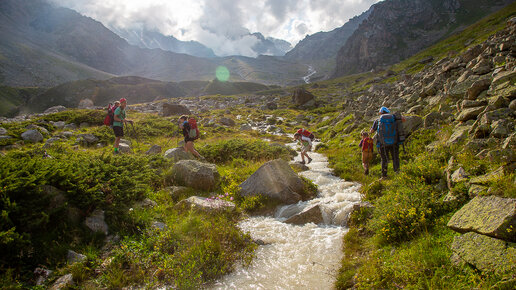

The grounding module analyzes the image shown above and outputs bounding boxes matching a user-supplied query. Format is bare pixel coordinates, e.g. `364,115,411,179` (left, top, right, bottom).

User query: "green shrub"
198,138,294,163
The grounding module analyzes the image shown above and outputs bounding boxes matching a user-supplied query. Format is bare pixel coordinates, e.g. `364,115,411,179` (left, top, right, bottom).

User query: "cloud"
48,0,380,57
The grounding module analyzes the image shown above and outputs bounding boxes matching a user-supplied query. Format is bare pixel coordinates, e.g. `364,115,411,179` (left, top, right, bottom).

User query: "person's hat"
379,106,390,114
119,98,127,103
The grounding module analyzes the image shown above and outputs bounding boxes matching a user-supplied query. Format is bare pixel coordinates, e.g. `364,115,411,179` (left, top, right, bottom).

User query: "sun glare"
215,66,230,82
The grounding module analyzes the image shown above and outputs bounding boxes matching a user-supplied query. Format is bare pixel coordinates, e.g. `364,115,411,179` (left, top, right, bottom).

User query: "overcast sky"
49,0,380,57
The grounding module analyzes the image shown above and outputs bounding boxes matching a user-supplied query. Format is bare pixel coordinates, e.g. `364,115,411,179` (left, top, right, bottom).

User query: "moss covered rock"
447,195,516,242
451,232,516,273
171,160,220,191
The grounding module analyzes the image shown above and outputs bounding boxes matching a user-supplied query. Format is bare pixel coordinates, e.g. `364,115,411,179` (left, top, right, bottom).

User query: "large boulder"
284,205,324,225
447,126,471,145
219,117,236,127
162,103,191,117
175,196,235,213
292,88,315,107
78,134,99,146
240,159,306,204
451,232,516,273
466,78,491,100
447,195,516,242
67,250,86,264
171,160,220,191
21,129,43,142
164,147,195,162
145,145,162,155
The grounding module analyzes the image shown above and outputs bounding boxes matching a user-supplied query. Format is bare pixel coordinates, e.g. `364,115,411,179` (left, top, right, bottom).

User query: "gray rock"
448,78,477,99
423,111,442,128
61,131,74,138
467,78,491,100
240,159,306,204
44,105,67,114
451,232,515,273
50,274,74,290
171,160,220,191
84,209,109,235
21,129,43,142
240,124,252,131
136,198,157,208
456,106,485,122
402,115,423,135
490,120,511,138
52,121,66,129
78,98,94,109
407,105,423,115
468,184,488,198
119,139,132,146
469,166,505,185
162,103,191,117
290,162,309,172
0,127,7,135
145,144,162,155
460,99,487,109
67,250,86,264
471,59,492,75
164,186,191,200
79,134,99,145
285,205,324,225
0,135,12,141
34,267,53,286
151,221,167,230
480,108,514,126
219,117,236,126
447,126,471,145
63,123,77,130
451,167,468,183
118,143,132,154
447,195,516,242
175,196,235,213
292,88,315,106
502,133,515,150
461,45,482,63
509,99,516,111
488,95,509,110
164,147,194,162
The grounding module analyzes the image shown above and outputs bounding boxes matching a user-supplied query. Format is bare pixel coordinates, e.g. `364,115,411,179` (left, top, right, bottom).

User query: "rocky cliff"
334,0,515,77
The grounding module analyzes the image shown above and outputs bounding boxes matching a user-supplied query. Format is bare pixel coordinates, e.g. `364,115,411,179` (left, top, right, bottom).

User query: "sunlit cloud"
48,0,380,57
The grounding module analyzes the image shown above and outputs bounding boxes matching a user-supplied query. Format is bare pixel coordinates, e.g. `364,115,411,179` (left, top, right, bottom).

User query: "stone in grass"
67,250,86,264
50,274,74,290
175,196,235,213
21,129,43,143
447,195,516,242
451,232,516,273
84,209,109,235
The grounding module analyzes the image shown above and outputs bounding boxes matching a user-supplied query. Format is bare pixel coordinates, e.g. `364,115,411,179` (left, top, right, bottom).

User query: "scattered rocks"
44,105,67,114
78,98,94,109
292,88,315,107
219,117,236,126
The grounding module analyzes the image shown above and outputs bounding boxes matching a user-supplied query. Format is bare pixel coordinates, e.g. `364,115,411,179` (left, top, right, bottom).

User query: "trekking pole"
130,122,140,153
164,136,173,148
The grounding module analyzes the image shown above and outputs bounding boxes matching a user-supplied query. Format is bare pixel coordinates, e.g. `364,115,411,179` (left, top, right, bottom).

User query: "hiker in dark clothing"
178,115,203,159
370,106,400,178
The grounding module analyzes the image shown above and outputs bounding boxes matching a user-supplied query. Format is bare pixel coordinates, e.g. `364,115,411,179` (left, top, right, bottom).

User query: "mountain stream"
212,143,362,289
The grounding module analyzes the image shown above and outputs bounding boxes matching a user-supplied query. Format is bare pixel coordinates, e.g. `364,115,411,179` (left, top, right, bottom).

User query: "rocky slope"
334,0,515,77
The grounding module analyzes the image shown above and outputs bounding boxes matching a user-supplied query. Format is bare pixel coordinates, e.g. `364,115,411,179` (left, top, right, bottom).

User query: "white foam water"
212,143,361,289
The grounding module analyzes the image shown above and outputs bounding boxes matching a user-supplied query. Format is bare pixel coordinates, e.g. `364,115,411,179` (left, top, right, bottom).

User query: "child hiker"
112,98,132,154
294,132,313,165
359,130,374,175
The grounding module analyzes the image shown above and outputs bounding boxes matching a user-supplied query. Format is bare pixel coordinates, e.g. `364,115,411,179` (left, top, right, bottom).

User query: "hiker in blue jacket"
370,107,400,178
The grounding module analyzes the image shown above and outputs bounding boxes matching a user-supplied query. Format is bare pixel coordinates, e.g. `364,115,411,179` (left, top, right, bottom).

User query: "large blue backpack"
377,114,397,146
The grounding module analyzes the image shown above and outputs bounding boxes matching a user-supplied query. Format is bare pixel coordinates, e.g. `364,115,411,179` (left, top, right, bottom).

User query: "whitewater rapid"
212,143,361,289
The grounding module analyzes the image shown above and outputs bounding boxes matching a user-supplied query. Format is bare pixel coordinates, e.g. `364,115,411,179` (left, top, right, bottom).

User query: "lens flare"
215,66,230,82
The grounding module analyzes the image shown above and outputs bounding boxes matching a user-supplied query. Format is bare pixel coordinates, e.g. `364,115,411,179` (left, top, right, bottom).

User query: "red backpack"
187,117,200,139
103,104,116,126
362,137,374,152
297,128,315,141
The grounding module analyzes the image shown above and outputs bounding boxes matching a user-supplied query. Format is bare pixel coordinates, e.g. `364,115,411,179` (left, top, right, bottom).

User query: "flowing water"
212,143,362,289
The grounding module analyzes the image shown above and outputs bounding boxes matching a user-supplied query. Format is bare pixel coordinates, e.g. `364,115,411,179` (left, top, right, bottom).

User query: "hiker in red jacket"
178,115,204,160
359,131,374,175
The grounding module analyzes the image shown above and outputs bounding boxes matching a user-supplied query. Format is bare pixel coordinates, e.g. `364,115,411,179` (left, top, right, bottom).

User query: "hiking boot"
365,168,369,175
113,150,120,155
300,161,306,164
307,157,313,164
